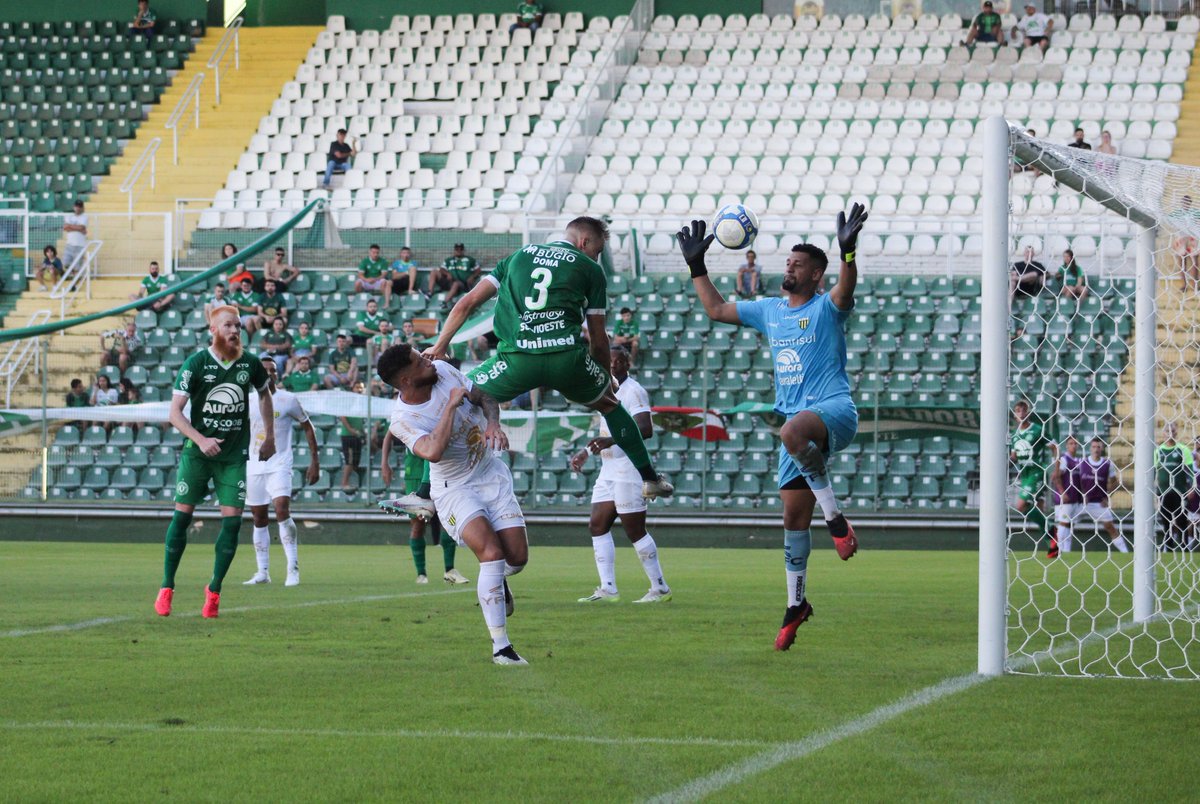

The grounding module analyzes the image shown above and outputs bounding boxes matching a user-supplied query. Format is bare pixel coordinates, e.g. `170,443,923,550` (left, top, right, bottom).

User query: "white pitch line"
0,720,777,750
1,588,470,639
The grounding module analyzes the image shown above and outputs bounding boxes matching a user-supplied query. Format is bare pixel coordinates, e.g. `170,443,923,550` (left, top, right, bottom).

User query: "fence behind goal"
980,117,1200,681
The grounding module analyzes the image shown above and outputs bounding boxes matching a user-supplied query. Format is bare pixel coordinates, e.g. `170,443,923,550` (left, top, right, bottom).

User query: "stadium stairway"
86,26,322,274
1171,46,1200,168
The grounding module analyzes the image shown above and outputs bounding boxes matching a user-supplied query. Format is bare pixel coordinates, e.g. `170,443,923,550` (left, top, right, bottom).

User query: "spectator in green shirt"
324,332,358,389
65,377,89,427
287,320,318,373
428,242,480,308
370,319,397,358
256,278,288,331
509,0,544,33
965,0,1005,45
390,246,421,298
354,298,385,346
231,277,263,334
129,0,156,38
282,355,319,392
1156,423,1194,550
39,245,63,290
356,243,393,309
612,307,641,364
1054,249,1089,304
400,319,424,348
260,316,292,375
130,261,174,312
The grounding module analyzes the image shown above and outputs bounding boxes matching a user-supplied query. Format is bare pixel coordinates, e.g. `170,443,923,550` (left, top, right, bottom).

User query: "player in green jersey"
1010,400,1059,557
426,217,672,498
154,305,274,619
1155,422,1194,550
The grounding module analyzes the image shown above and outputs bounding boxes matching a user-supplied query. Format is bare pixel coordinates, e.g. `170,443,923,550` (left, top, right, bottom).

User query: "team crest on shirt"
447,514,456,526
798,317,810,330
176,480,189,496
236,369,250,385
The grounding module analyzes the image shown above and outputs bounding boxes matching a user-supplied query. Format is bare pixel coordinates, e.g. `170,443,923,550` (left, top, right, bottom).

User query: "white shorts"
1077,502,1114,523
431,462,525,546
591,474,646,514
1055,503,1076,524
246,468,293,506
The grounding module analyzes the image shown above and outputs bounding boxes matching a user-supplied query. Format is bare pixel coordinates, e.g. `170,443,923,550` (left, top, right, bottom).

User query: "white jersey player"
244,357,320,587
569,346,671,603
377,344,531,666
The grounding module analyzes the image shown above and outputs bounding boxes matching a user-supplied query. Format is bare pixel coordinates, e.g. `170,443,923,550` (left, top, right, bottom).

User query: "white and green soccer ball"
712,204,759,250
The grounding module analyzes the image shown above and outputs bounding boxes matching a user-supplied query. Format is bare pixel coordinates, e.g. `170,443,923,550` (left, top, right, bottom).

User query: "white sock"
592,533,617,592
503,561,524,577
1057,524,1072,553
252,526,270,572
811,485,841,521
278,517,299,570
633,533,667,591
786,569,806,607
478,559,509,652
1112,535,1130,553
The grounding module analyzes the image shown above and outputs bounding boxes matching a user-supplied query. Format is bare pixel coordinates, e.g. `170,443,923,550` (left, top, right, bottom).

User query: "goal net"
981,118,1200,680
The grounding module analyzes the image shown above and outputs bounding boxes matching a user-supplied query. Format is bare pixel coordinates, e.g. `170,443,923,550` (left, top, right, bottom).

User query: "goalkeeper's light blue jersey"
737,293,853,416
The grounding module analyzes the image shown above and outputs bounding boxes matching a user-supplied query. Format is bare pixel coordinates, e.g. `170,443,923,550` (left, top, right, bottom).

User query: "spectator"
399,319,423,348
90,374,118,430
428,242,480,308
354,297,385,347
1156,423,1193,550
222,242,254,288
231,277,262,334
38,245,63,290
510,0,544,33
282,354,319,392
736,249,761,298
322,128,356,188
1013,2,1053,52
128,0,156,37
390,246,421,298
323,332,358,389
1056,249,1089,303
965,0,1005,45
1170,195,1200,291
286,320,318,373
260,317,292,375
117,377,141,405
100,320,139,374
355,243,392,309
370,319,396,359
1096,130,1117,156
262,246,300,291
203,282,228,325
338,403,366,493
66,377,89,428
62,200,88,270
130,261,174,312
257,278,288,330
612,307,641,365
1010,246,1046,300
1067,127,1091,150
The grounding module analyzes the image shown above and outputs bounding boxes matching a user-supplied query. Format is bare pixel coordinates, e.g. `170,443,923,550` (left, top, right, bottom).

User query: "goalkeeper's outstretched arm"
677,219,740,325
830,202,868,311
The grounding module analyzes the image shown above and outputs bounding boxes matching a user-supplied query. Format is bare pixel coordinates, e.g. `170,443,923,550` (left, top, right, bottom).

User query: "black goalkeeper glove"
676,219,715,278
836,202,869,263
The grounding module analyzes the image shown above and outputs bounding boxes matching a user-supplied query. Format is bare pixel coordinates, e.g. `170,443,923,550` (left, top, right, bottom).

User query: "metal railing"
164,73,205,165
120,138,160,218
207,17,243,106
0,310,51,407
49,240,100,320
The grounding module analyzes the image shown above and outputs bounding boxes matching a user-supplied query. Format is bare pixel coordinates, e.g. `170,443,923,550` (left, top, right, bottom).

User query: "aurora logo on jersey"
776,348,806,386
202,383,247,415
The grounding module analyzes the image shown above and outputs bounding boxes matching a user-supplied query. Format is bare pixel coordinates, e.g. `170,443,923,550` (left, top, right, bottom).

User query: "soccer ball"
711,204,759,250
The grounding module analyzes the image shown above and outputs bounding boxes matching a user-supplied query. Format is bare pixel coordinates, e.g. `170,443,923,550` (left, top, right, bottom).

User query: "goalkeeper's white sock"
633,533,667,592
278,517,299,570
788,441,840,520
591,532,617,592
252,526,270,572
1057,524,1073,553
1111,534,1130,553
478,559,509,651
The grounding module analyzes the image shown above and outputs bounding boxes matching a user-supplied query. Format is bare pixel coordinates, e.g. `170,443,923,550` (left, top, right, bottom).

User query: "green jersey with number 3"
173,347,270,463
487,240,607,354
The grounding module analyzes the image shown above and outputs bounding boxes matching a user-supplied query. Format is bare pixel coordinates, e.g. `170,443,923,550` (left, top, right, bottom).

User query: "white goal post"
979,115,1200,680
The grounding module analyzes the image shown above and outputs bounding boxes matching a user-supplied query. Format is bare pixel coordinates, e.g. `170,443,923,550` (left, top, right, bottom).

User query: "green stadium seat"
80,425,107,446
109,425,135,446
96,445,124,467
54,465,82,490
55,425,80,445
110,466,138,491
82,466,109,490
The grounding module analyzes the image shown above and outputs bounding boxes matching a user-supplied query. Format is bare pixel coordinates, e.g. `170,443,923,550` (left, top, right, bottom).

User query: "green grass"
0,541,1196,801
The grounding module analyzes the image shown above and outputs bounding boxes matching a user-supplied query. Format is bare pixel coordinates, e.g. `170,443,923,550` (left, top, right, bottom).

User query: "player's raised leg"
780,411,857,559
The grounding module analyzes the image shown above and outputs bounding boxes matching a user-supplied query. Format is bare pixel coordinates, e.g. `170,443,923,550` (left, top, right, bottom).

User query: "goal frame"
978,116,1158,676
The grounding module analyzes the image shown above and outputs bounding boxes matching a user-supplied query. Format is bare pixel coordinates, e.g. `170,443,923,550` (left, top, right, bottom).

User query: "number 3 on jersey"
524,266,553,310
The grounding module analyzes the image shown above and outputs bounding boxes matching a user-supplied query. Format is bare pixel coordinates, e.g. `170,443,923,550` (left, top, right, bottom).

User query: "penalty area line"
0,588,471,639
0,720,779,750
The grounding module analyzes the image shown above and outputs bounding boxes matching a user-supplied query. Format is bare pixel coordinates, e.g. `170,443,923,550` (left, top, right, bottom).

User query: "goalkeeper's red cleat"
202,586,220,619
1047,537,1059,559
829,514,858,560
154,587,173,617
774,599,814,651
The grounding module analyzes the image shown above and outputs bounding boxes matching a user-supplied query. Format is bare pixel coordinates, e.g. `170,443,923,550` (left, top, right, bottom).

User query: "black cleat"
504,579,514,617
493,644,528,665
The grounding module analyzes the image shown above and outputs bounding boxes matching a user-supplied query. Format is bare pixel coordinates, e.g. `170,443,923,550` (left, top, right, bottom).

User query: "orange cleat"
202,586,220,619
154,587,174,617
829,514,858,560
774,599,814,651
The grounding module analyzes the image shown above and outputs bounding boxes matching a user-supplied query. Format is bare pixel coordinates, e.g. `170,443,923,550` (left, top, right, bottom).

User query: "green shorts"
1016,467,1047,504
175,450,247,508
469,346,610,405
404,452,428,494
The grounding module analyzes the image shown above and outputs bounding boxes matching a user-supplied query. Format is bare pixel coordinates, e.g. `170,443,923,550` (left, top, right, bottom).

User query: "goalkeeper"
1010,399,1060,557
424,216,673,500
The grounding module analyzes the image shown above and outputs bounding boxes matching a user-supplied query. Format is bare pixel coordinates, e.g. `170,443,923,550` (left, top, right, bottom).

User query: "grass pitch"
0,540,1196,801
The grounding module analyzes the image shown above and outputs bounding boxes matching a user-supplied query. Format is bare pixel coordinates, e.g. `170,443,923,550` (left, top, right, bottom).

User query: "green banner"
0,199,324,344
